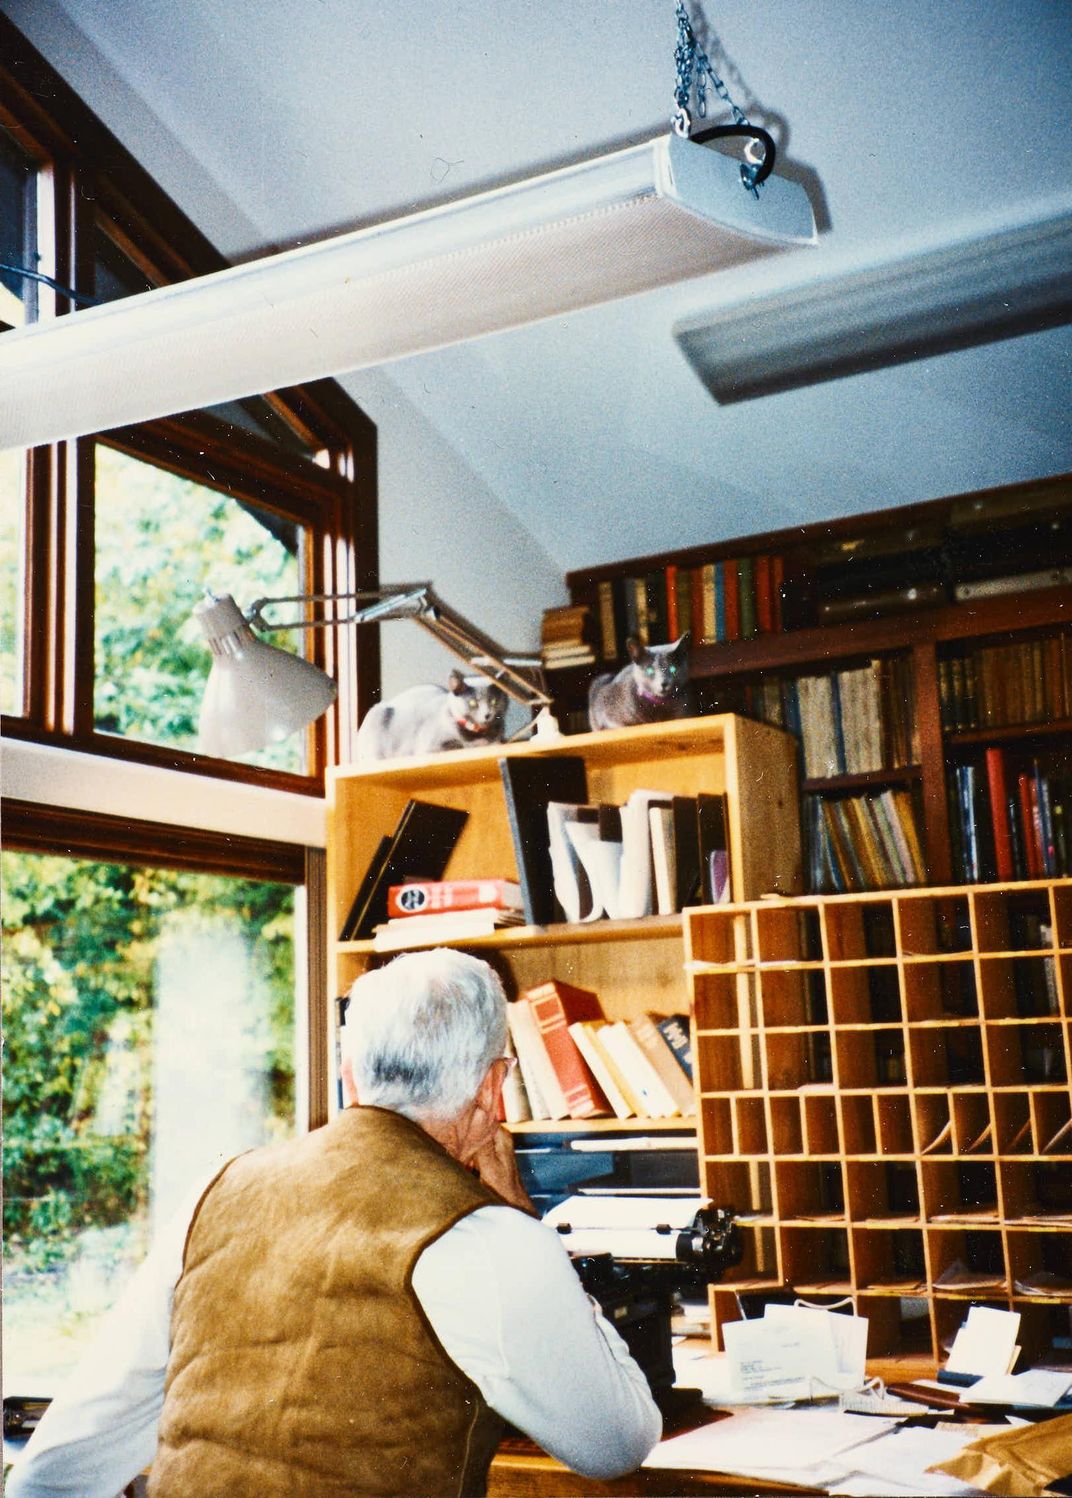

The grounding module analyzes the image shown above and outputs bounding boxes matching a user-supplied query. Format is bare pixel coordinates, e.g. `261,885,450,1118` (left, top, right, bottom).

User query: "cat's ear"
625,636,644,663
673,632,691,658
447,669,467,695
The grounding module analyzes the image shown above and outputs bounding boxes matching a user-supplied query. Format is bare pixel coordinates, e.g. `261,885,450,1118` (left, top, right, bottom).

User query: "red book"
665,564,679,639
985,749,1013,881
1017,773,1043,878
770,554,785,632
386,878,522,919
722,560,740,641
754,555,773,634
524,980,609,1120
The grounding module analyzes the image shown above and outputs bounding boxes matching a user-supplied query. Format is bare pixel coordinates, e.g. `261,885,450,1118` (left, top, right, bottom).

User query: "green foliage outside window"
2,850,296,1383
94,444,306,770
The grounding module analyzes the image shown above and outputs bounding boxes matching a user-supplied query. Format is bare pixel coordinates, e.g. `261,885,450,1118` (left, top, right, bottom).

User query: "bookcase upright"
326,715,802,1131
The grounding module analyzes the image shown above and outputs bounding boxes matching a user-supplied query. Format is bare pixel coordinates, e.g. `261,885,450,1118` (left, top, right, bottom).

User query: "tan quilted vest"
149,1106,505,1497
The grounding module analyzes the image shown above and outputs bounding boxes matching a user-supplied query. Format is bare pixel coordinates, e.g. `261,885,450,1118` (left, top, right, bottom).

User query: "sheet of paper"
945,1305,1021,1376
723,1313,841,1399
642,1407,898,1474
832,1421,1010,1496
966,1368,1072,1406
765,1302,868,1386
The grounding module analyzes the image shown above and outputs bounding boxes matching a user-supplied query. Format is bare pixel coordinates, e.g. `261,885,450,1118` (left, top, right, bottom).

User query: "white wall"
341,368,564,698
4,0,565,705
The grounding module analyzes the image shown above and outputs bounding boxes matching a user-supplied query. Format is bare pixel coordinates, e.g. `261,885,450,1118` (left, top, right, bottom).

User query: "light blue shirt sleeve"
412,1204,663,1478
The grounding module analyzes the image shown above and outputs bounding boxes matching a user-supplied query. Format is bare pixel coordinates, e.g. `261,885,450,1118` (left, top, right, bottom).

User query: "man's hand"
470,1127,536,1214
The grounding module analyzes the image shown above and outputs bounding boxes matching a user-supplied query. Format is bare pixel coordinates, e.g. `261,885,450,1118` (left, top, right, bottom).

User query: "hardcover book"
341,799,468,940
499,755,588,926
386,878,522,919
524,979,609,1120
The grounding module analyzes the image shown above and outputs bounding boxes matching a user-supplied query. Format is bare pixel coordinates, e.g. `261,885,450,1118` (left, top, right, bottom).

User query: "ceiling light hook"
672,106,692,137
672,1,771,194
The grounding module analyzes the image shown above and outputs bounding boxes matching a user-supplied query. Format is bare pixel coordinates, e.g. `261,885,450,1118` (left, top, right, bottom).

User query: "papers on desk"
963,1369,1072,1408
945,1306,1021,1377
644,1406,899,1478
645,1407,1003,1495
722,1301,867,1400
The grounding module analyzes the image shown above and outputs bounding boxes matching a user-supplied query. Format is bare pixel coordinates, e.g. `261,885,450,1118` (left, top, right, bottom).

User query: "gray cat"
588,634,691,730
355,670,508,760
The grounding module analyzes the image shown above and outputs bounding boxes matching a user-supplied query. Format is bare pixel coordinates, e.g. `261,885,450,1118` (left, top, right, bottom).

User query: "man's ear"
340,1054,359,1107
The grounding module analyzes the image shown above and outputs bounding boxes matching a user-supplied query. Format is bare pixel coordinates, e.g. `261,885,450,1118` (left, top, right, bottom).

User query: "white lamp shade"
194,593,337,757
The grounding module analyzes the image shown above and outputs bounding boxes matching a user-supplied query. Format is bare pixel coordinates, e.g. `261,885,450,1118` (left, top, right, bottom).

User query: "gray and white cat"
356,670,509,760
588,634,691,731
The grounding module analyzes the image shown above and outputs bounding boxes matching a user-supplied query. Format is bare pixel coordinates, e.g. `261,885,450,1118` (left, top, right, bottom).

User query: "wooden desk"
488,1449,819,1497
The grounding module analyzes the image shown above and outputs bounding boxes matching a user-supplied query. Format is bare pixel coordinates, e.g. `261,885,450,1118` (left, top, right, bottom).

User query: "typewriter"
544,1196,741,1412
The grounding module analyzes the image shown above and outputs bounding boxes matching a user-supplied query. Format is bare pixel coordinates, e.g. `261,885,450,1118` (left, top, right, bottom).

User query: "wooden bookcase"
685,879,1072,1367
326,715,802,1128
559,473,1072,892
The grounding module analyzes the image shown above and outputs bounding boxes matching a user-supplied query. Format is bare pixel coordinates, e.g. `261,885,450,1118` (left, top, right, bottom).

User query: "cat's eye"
645,666,655,676
468,698,478,709
669,665,677,676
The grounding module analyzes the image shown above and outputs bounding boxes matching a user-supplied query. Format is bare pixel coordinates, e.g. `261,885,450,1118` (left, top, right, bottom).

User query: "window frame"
3,797,329,1131
0,15,381,791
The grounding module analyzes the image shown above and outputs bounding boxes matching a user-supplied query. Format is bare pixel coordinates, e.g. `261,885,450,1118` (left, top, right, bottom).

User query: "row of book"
540,603,596,672
808,788,928,893
938,632,1072,733
594,554,785,661
548,790,730,924
750,658,917,779
502,979,695,1123
949,750,1070,883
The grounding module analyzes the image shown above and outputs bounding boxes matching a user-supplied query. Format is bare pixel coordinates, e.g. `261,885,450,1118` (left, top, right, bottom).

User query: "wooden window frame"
1,16,380,791
3,798,329,1130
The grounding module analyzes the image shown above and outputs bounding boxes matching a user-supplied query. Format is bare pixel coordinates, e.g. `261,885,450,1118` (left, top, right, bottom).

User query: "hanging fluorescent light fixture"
0,130,814,451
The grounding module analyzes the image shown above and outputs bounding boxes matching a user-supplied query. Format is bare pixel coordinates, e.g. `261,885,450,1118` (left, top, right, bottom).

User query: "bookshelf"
560,472,1072,891
326,715,802,1129
685,879,1072,1366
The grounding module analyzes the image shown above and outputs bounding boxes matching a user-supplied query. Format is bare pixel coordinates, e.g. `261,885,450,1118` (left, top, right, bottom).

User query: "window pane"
94,444,309,771
0,446,26,714
0,125,38,326
1,851,298,1391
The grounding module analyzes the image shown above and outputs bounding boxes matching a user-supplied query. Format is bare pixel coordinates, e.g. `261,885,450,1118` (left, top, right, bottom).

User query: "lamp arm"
243,586,552,710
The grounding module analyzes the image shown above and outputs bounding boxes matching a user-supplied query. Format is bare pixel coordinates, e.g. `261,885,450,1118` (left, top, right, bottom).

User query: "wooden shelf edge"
337,913,684,956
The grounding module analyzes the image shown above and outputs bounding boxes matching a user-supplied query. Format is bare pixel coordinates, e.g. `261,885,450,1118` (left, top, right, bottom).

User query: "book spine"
530,991,609,1119
722,559,740,641
655,1015,694,1080
386,879,520,918
984,748,1014,882
596,580,617,662
738,555,756,639
664,563,678,640
707,562,721,644
627,1014,695,1115
674,566,692,644
567,1022,633,1119
507,999,568,1119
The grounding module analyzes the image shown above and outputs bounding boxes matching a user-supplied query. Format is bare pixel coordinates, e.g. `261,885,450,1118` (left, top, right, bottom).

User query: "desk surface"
488,1450,820,1497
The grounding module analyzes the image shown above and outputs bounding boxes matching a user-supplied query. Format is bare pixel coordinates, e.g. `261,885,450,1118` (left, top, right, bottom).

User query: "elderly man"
9,948,662,1496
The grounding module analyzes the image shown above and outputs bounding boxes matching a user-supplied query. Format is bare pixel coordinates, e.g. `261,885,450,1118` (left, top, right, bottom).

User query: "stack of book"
809,789,927,892
499,755,731,927
371,878,526,951
502,979,695,1124
540,604,595,671
594,553,785,661
938,632,1071,732
949,750,1070,883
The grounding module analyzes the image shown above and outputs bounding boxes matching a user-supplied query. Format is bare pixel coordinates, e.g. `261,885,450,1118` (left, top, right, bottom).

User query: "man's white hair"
341,948,507,1122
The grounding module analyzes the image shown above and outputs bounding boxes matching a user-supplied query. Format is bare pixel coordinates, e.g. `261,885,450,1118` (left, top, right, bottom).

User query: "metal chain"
672,2,762,190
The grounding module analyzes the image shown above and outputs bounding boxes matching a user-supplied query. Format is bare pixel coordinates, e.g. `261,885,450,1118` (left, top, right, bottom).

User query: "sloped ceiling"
7,0,1072,570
